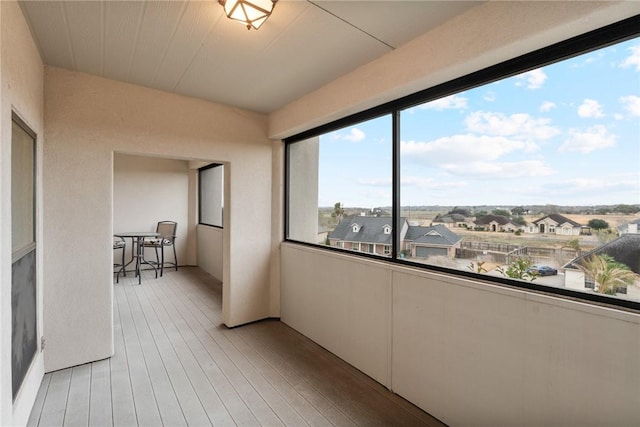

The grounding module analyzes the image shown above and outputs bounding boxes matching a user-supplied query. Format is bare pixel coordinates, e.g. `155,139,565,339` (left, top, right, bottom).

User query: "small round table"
114,232,160,284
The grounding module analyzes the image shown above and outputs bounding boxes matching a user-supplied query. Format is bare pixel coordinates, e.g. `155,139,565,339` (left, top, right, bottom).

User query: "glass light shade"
219,0,277,30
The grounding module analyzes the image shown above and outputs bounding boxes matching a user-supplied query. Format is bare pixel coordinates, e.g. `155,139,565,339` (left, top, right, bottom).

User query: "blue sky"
317,37,640,209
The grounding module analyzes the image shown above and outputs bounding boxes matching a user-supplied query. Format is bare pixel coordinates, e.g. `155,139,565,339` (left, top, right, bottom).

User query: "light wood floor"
27,267,444,427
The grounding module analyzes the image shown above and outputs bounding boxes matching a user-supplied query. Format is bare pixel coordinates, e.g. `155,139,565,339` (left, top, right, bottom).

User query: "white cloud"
400,176,467,191
440,160,554,178
339,127,365,142
401,135,528,164
464,111,559,142
483,91,496,102
420,94,468,110
571,52,605,68
577,99,605,118
541,175,639,199
558,125,617,154
620,95,640,117
539,101,557,112
552,178,604,192
400,134,555,180
620,44,640,71
515,68,547,89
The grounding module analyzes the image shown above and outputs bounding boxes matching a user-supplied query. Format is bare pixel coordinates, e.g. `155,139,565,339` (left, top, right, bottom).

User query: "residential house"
618,218,640,235
528,213,583,235
404,224,462,258
473,214,521,232
3,2,640,426
317,225,334,245
432,213,474,230
328,216,399,256
563,234,640,300
328,217,461,258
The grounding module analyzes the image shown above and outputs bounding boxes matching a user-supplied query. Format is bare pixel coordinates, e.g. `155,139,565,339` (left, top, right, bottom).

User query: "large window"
199,163,224,227
398,31,640,299
285,17,640,309
287,115,392,252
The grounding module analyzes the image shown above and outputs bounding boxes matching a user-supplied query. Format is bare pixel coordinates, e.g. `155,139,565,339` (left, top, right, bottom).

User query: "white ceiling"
19,0,480,114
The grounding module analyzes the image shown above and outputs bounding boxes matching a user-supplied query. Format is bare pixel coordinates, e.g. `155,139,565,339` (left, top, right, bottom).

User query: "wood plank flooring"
27,267,445,426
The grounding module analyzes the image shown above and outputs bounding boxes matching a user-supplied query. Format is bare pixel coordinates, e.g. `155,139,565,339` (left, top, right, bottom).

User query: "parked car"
527,265,558,276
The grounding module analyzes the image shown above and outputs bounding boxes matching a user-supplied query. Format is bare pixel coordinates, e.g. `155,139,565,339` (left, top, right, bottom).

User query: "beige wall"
287,136,319,243
113,154,191,267
269,141,284,316
197,225,223,281
0,1,45,425
281,243,640,425
43,67,273,372
281,245,392,387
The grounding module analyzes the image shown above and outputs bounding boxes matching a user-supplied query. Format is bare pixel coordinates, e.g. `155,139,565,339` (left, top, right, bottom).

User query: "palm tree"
579,255,637,295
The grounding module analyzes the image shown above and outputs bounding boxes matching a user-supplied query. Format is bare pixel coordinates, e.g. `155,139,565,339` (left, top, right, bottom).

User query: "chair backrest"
156,221,177,242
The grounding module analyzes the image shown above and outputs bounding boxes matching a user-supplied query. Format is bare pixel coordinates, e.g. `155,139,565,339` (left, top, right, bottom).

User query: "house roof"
533,213,581,227
433,213,469,223
474,214,515,226
405,224,461,247
617,218,640,231
328,216,402,245
329,217,461,247
564,234,640,274
432,216,454,224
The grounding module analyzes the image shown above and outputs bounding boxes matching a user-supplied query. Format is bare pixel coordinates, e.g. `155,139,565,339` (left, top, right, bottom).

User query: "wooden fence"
457,243,578,266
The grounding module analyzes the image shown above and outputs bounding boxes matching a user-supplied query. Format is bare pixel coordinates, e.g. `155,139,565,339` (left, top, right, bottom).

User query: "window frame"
11,112,38,401
284,15,640,312
198,163,224,229
11,113,37,261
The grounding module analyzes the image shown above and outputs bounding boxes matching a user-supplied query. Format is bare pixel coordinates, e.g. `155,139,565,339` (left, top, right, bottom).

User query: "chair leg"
154,246,159,271
121,246,126,277
115,246,125,283
160,245,165,277
172,244,178,271
146,245,157,278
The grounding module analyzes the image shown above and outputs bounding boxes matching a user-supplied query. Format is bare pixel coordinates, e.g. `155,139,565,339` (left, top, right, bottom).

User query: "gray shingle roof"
433,213,468,223
474,214,516,226
433,216,454,224
328,216,401,244
328,217,461,247
533,213,581,227
405,224,461,246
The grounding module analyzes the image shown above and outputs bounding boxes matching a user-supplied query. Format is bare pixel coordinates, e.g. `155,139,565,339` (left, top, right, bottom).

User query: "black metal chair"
113,235,126,283
143,221,178,277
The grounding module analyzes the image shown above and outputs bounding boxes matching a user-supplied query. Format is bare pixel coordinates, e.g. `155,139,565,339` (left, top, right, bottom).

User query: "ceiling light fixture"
218,0,277,30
